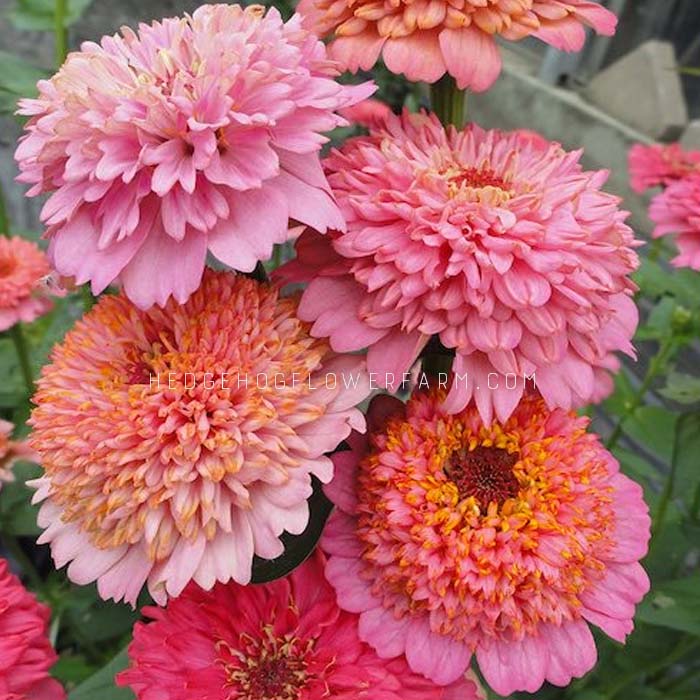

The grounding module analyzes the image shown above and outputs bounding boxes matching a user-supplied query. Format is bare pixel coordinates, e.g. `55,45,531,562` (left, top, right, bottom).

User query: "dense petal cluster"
298,0,616,91
649,173,700,270
0,558,64,700
118,553,483,700
322,390,651,697
0,419,36,491
628,142,700,193
29,270,370,605
0,236,55,332
279,112,640,423
15,3,373,309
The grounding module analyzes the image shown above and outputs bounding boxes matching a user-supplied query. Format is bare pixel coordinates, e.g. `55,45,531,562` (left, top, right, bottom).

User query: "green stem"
1,534,44,592
10,324,34,396
0,181,9,237
606,336,676,450
272,244,283,269
430,75,467,127
54,0,68,66
81,284,95,312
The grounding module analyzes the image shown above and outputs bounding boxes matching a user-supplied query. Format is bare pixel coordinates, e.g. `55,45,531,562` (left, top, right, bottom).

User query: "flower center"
0,255,17,278
445,445,520,507
224,629,314,700
444,166,512,204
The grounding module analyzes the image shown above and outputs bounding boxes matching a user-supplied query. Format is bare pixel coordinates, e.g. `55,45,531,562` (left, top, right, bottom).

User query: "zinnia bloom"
0,419,36,491
298,0,617,91
29,270,370,605
339,97,393,129
15,4,373,310
118,553,484,700
278,112,640,423
628,142,700,194
0,236,55,332
323,390,651,697
0,558,64,700
649,173,700,270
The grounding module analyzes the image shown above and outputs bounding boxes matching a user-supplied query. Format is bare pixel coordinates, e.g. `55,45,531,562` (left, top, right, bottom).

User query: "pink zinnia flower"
278,112,640,424
0,558,64,700
0,419,37,491
0,236,55,332
323,390,651,697
649,173,700,270
298,0,616,92
15,4,373,310
118,553,484,700
339,97,393,129
29,270,370,605
628,142,700,194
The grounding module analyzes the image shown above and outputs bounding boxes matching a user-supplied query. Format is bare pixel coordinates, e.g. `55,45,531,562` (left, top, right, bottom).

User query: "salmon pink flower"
278,112,640,424
118,553,484,700
29,270,370,605
322,390,651,697
0,236,55,332
339,97,393,128
0,420,36,491
629,142,700,194
15,4,374,309
649,173,700,270
0,558,64,700
298,0,617,91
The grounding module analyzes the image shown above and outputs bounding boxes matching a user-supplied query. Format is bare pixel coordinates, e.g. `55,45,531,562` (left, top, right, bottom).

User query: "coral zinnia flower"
0,419,36,491
629,142,700,194
29,270,370,605
278,112,640,424
649,173,700,270
118,553,484,700
0,236,55,332
0,558,64,700
322,390,651,697
298,0,616,91
15,4,374,310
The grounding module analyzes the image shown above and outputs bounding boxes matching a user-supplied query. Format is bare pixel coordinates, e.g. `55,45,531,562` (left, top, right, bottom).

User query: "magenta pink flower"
0,236,55,332
629,142,700,194
278,112,640,424
323,390,651,697
298,0,616,91
649,173,700,270
29,270,370,605
0,558,64,700
117,553,484,700
15,4,373,309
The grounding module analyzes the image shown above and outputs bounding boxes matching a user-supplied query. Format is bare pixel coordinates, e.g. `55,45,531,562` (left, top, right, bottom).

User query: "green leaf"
670,413,700,514
7,0,95,31
0,49,49,114
251,477,333,583
68,648,133,700
0,461,42,536
637,575,700,636
661,372,700,405
625,406,679,463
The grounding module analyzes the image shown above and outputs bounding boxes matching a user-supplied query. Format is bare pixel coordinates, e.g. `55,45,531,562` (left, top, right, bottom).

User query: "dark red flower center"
0,254,17,278
223,629,314,700
449,166,509,191
446,445,520,507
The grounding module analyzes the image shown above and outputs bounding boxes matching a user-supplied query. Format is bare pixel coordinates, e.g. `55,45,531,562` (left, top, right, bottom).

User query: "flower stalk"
430,75,467,128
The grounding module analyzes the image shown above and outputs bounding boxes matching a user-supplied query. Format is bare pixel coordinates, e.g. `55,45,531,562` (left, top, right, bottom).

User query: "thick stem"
430,75,467,128
10,324,34,396
606,336,676,450
54,0,68,66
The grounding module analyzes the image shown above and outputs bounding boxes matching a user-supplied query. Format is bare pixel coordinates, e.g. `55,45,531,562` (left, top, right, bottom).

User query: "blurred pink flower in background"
118,553,484,700
628,142,700,193
0,236,55,331
29,271,370,605
323,390,651,697
278,112,640,424
0,419,36,491
339,97,393,129
649,173,700,270
0,559,64,700
298,0,617,91
15,3,374,309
